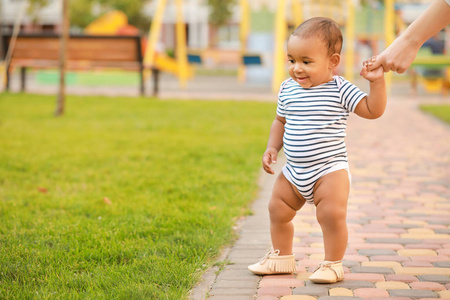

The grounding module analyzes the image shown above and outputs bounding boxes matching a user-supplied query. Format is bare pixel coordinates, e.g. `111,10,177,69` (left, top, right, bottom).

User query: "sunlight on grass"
420,104,450,124
0,93,275,299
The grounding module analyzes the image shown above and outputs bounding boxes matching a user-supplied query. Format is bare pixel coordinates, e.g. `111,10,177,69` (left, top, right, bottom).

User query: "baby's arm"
263,115,285,174
354,65,387,120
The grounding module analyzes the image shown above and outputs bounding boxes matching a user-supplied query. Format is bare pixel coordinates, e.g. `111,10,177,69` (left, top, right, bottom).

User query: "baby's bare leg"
269,173,306,256
313,170,350,261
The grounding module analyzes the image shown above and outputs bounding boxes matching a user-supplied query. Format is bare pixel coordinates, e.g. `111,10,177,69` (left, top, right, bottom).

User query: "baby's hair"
291,17,343,55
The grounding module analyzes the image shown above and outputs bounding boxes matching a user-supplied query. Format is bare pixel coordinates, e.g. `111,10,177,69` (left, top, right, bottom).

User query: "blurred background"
1,0,449,100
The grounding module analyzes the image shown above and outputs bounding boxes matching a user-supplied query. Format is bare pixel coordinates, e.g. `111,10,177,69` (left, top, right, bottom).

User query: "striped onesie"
277,76,367,204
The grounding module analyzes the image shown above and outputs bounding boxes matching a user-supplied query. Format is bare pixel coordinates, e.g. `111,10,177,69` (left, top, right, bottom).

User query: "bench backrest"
4,34,143,64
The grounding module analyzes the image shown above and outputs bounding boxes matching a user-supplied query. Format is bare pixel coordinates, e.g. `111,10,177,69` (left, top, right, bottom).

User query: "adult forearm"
402,0,450,48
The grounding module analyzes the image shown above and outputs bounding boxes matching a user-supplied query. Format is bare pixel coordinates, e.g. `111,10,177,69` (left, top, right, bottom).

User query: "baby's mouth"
296,76,308,83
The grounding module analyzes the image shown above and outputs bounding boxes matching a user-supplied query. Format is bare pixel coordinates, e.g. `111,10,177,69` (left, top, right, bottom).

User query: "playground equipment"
144,0,191,87
238,0,397,93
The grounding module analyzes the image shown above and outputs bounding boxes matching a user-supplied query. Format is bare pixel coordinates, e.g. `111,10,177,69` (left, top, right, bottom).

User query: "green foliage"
27,0,49,22
206,0,236,27
420,104,450,124
29,0,151,31
0,93,275,299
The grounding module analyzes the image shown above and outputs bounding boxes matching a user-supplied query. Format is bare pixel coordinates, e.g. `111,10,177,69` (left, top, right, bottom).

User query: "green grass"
35,70,140,86
420,104,450,124
0,93,275,299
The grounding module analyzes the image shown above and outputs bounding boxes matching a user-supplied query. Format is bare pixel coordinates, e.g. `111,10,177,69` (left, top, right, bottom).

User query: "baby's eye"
303,61,310,65
288,59,295,64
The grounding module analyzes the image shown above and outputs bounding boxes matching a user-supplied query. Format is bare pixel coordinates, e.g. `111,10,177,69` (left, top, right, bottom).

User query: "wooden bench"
2,34,159,96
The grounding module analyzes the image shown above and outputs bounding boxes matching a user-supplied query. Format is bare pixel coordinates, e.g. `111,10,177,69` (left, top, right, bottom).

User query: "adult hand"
366,36,421,74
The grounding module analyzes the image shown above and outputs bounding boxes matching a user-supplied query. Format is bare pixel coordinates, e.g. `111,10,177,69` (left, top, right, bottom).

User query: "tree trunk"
55,0,69,116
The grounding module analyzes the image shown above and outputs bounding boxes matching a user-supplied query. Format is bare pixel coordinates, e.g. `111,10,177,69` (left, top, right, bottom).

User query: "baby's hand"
262,147,278,175
361,56,384,82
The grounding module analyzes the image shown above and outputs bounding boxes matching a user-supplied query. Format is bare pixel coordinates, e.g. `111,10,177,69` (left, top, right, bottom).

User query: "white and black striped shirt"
277,76,366,193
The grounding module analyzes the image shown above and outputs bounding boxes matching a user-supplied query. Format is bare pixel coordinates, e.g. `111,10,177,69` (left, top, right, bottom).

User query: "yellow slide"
84,11,128,35
154,53,193,78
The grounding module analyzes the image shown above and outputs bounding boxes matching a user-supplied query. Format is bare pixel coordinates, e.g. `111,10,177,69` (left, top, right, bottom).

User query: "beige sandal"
248,249,296,275
309,260,344,283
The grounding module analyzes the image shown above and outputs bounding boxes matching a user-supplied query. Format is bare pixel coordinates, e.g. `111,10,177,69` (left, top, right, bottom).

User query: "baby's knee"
316,203,347,226
268,198,297,223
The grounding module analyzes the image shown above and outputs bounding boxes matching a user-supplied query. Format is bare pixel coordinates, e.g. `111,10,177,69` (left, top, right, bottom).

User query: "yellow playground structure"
145,0,447,93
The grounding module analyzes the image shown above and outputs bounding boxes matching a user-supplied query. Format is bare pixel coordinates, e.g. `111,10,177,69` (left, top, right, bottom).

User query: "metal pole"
175,0,188,88
272,0,287,93
345,0,355,82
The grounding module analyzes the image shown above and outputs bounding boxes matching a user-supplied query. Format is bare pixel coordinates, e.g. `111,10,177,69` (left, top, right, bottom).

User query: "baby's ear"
329,53,340,69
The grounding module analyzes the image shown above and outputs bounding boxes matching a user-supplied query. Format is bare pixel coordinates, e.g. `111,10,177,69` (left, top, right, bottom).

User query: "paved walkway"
5,70,450,299
195,98,450,300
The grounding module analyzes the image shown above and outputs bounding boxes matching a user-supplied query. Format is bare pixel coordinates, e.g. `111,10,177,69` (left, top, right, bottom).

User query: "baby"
248,17,386,284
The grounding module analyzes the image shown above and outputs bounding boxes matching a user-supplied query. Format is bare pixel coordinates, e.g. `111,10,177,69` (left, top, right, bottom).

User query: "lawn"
0,93,275,299
420,104,450,124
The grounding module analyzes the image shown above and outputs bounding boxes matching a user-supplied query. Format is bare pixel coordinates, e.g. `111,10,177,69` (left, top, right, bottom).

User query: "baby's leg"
269,173,306,255
313,169,350,261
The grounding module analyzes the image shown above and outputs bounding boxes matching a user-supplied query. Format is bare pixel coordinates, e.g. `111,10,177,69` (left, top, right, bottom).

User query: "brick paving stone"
417,275,450,283
255,296,278,300
292,285,328,297
329,288,354,296
343,261,361,268
410,256,450,263
209,296,255,300
388,289,438,298
375,281,410,290
438,290,450,298
351,266,394,274
257,286,292,297
214,280,261,289
402,261,434,267
317,297,363,300
370,256,410,262
385,274,420,283
344,274,386,282
404,244,442,250
433,261,450,268
209,288,257,296
388,224,421,229
365,238,421,245
358,249,398,256
409,281,446,291
280,296,317,300
304,280,374,289
437,249,450,256
259,277,304,288
344,255,370,262
354,288,390,298
362,261,402,269
397,249,437,256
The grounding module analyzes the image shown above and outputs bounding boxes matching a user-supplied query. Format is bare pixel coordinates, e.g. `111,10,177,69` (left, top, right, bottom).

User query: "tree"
69,0,150,31
206,0,236,27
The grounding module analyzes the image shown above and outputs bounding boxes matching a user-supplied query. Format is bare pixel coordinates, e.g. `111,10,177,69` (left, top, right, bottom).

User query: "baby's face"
287,35,334,88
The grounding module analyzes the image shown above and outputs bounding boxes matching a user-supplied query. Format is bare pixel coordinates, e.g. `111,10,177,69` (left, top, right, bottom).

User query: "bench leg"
152,68,160,97
20,67,26,92
5,63,11,91
139,68,145,96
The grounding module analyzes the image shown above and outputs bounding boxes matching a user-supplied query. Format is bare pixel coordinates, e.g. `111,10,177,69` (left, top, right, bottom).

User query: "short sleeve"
445,0,450,6
276,79,290,117
338,77,367,113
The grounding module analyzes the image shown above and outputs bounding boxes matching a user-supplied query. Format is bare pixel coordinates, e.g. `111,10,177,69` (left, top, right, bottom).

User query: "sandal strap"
313,260,343,279
259,249,280,264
